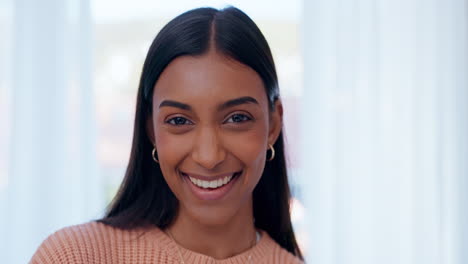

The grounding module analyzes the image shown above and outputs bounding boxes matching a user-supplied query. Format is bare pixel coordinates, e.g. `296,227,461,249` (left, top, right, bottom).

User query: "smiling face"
147,50,282,227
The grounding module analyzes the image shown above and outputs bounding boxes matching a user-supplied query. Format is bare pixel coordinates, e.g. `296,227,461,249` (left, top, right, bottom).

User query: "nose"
191,125,226,170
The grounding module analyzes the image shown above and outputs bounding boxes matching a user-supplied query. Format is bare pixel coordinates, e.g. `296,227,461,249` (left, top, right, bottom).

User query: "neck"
166,202,257,260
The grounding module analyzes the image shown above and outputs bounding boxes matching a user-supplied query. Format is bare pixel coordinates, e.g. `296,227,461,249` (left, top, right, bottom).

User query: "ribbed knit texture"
30,221,303,263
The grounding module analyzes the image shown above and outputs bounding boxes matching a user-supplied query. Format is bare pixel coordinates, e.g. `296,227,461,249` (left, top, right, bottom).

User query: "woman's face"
148,51,282,226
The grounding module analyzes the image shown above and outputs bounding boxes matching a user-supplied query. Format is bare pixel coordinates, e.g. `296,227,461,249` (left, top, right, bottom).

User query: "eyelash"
165,113,252,126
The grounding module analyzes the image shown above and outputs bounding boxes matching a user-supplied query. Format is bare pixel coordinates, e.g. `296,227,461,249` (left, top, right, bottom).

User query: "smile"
188,174,234,189
180,170,243,200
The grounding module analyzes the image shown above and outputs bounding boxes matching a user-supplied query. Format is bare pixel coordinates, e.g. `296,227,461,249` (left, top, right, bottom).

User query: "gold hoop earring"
152,147,159,163
267,144,275,161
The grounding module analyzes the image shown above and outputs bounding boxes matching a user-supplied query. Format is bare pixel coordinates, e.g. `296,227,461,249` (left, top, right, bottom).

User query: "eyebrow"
158,96,259,111
159,100,191,110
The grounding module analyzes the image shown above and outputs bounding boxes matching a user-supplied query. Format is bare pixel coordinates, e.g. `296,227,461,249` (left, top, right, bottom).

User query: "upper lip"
180,171,241,181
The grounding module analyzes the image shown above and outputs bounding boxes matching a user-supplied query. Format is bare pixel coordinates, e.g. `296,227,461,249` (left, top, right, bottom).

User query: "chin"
181,199,252,228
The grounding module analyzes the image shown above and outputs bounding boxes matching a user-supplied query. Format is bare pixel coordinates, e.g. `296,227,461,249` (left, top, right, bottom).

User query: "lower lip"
182,171,241,201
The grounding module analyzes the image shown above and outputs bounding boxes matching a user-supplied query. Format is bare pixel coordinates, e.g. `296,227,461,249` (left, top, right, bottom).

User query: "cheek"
224,123,269,173
226,131,267,193
155,130,181,161
153,128,192,187
154,121,193,164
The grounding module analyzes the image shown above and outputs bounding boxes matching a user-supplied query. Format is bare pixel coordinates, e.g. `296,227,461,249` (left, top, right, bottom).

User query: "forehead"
153,51,268,110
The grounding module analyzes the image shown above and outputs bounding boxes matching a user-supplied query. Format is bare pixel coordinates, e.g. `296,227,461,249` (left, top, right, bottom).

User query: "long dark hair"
99,6,302,259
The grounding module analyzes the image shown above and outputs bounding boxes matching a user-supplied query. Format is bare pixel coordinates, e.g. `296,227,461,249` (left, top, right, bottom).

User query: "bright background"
0,0,467,263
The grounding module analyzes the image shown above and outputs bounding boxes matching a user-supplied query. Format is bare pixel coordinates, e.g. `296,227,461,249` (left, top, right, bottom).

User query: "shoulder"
29,221,116,264
260,231,304,264
29,221,163,264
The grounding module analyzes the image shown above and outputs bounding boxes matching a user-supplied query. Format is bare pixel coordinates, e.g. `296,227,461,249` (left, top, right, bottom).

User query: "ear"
146,115,155,146
268,99,283,147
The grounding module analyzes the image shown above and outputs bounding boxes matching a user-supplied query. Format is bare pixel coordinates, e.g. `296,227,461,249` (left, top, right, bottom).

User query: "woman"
31,6,303,264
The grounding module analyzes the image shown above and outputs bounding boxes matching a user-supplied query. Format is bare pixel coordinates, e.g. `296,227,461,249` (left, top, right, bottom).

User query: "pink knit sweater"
30,221,303,263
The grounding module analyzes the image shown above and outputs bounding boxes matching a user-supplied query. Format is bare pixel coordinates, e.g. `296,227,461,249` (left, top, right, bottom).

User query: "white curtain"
301,0,467,263
0,0,103,263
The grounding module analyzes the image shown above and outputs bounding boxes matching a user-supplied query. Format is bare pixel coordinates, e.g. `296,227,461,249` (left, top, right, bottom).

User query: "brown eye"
225,113,252,123
166,116,193,126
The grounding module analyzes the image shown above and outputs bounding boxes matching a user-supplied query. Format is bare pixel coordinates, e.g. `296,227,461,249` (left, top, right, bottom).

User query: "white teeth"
202,181,209,188
188,174,235,189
